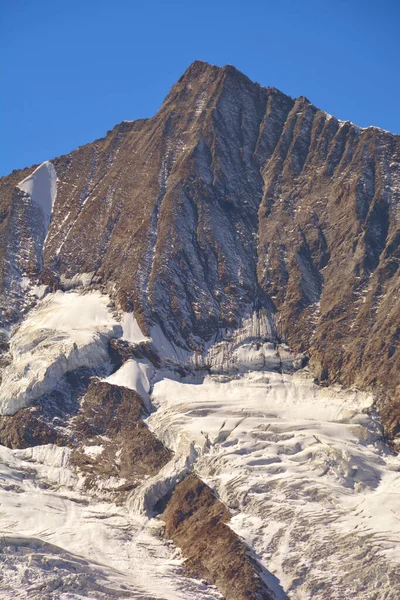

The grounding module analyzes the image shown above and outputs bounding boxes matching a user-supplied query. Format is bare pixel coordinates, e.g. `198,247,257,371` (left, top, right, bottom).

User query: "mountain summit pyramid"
0,60,400,600
1,60,399,437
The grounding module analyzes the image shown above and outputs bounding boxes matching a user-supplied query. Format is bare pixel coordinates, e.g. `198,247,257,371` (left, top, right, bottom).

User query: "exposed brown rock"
109,338,162,368
71,380,172,492
379,392,400,443
0,374,172,495
0,366,100,449
0,165,37,320
163,473,275,600
0,405,60,449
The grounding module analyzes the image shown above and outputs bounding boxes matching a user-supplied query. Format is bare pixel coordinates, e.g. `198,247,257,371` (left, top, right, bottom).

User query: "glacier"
0,290,121,415
0,291,399,598
0,444,222,600
144,367,400,598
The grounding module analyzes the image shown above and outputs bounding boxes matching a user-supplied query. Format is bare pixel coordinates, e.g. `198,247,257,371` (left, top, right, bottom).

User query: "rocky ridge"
163,474,276,600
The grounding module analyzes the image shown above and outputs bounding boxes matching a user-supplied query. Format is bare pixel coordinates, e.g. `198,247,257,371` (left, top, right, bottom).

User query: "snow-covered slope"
0,293,399,598
0,444,222,600
144,367,400,599
0,290,120,415
17,161,57,231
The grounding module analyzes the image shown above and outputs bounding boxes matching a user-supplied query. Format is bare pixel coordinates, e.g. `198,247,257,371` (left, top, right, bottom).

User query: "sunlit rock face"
0,61,399,600
1,60,399,434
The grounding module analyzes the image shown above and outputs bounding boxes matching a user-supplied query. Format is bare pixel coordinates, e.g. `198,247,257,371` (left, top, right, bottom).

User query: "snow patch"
18,161,57,231
122,312,149,343
83,445,104,458
103,358,154,410
28,284,48,300
150,323,192,363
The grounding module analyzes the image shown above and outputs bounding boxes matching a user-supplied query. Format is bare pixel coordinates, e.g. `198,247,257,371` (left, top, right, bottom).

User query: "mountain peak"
178,59,219,82
0,58,399,447
0,58,400,600
179,59,257,89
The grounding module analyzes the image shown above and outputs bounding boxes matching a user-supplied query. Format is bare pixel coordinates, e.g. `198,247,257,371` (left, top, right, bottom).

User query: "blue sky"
1,0,399,176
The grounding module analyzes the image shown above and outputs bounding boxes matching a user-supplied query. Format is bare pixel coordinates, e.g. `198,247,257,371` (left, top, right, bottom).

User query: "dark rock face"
0,366,95,449
0,166,43,323
0,60,399,437
71,380,172,491
163,473,276,600
0,405,59,449
109,338,162,368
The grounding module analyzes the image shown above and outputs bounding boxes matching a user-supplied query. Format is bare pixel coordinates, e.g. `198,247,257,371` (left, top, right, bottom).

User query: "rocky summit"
0,61,399,599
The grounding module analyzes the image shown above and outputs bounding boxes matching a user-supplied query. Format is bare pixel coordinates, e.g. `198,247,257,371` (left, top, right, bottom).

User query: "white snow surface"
83,444,104,457
122,312,150,344
104,359,154,411
0,444,222,600
18,161,57,229
150,323,192,363
146,369,400,599
0,290,121,415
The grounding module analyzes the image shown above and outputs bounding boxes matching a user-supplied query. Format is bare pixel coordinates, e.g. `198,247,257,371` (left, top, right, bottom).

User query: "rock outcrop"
0,376,172,496
163,473,276,600
71,380,172,492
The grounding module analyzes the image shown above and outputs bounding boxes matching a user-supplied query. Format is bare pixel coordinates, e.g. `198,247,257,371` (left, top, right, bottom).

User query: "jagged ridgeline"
1,60,399,437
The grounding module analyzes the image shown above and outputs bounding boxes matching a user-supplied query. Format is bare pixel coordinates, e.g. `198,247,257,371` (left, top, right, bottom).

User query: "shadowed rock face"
0,60,399,437
163,473,276,600
0,366,96,449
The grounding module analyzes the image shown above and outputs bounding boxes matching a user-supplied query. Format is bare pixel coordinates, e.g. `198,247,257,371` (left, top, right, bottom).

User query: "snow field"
0,291,121,415
146,370,400,599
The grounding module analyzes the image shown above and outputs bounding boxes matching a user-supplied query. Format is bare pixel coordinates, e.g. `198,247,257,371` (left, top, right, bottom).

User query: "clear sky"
1,0,399,177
